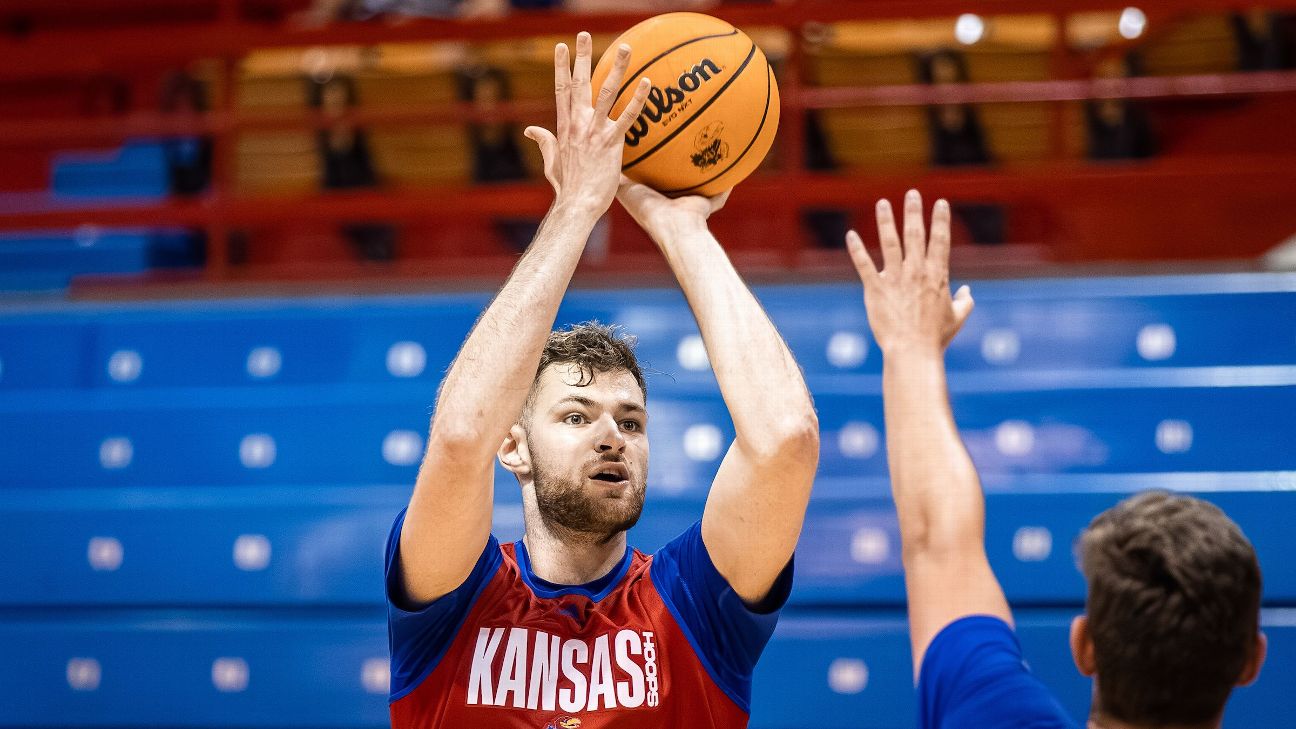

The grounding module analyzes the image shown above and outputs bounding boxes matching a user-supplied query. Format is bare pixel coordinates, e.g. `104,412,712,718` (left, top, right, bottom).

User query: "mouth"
588,463,630,485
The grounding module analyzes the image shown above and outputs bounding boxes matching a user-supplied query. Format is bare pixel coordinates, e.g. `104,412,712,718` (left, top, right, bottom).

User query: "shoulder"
918,616,1078,729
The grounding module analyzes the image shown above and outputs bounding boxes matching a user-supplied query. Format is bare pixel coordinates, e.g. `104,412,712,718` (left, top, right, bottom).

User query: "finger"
524,126,559,186
874,198,902,273
571,32,593,110
553,43,571,139
902,189,925,266
845,229,879,281
952,284,975,331
614,78,651,136
928,198,952,269
595,44,631,121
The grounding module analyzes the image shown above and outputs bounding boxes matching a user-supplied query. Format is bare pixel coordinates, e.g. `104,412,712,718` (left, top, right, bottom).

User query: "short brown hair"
525,322,646,416
1079,491,1262,725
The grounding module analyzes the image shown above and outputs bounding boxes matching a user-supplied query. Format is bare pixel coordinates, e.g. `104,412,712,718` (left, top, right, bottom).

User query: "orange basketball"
592,13,780,198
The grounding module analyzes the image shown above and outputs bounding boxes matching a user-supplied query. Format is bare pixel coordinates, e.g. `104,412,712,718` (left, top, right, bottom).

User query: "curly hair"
524,321,646,419
1079,490,1262,725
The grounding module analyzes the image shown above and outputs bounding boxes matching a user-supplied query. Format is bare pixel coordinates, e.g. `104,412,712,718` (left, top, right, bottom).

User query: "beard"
530,452,647,542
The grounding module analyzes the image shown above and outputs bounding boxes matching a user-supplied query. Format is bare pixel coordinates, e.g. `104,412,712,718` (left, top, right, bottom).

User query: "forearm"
430,202,598,451
882,350,985,556
658,226,816,449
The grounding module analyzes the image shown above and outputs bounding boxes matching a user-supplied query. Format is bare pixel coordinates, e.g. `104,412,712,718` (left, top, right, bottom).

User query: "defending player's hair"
523,321,646,422
1079,490,1262,725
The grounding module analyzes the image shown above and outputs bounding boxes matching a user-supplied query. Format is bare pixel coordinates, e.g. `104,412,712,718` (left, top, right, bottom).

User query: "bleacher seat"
0,613,390,727
9,485,1291,609
750,609,1296,729
1,607,1291,728
50,141,170,200
0,138,203,291
0,272,1293,727
0,229,202,291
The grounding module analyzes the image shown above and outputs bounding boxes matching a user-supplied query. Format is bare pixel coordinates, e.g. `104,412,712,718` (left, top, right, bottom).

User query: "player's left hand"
847,189,974,357
616,177,730,245
525,33,652,218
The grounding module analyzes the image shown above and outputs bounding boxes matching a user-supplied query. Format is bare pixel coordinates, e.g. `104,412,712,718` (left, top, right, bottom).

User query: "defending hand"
846,189,974,356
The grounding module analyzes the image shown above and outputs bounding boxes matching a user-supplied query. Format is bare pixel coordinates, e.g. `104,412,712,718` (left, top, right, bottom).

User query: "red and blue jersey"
385,509,793,728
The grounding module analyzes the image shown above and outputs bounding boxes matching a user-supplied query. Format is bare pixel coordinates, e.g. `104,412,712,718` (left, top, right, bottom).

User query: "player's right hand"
846,189,974,357
525,33,651,218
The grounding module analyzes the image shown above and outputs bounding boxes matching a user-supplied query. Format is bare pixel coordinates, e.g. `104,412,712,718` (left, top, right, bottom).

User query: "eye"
621,420,642,432
564,413,587,425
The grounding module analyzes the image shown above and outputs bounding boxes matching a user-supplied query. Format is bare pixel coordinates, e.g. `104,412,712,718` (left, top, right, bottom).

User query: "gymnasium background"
1,1,1295,727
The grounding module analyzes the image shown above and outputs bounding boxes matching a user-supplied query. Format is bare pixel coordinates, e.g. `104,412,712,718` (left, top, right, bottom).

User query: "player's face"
525,364,649,539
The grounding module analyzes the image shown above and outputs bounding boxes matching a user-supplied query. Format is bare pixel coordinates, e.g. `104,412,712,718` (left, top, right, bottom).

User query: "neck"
1089,710,1221,729
521,497,627,585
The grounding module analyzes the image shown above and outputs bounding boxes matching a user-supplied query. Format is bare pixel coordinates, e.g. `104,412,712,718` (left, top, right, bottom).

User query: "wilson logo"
625,59,723,147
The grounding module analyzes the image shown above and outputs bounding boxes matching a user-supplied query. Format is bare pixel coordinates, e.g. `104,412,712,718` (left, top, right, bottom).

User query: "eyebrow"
552,395,647,416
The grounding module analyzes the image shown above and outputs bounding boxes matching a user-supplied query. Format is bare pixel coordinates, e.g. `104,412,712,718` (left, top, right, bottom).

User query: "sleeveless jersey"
385,509,793,729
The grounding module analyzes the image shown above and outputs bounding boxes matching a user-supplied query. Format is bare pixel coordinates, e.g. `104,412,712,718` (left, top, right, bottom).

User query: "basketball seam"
661,61,774,196
622,41,758,173
613,29,740,100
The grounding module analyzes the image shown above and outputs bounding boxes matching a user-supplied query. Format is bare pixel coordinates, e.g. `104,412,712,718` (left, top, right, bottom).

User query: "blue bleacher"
0,140,202,291
1,609,1292,728
0,272,1293,727
50,141,171,200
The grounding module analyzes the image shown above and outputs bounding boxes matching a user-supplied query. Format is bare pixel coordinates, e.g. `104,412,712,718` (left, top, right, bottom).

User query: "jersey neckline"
513,538,634,602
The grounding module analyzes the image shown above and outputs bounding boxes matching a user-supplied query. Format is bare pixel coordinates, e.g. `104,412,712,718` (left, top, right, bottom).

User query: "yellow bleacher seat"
369,125,472,184
236,132,319,194
1140,14,1237,76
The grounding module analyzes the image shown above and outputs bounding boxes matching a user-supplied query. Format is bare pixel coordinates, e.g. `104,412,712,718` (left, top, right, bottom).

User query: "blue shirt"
918,616,1079,729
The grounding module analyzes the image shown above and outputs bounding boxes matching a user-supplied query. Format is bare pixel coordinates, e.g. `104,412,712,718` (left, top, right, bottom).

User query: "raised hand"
846,189,974,355
616,177,730,246
524,32,652,217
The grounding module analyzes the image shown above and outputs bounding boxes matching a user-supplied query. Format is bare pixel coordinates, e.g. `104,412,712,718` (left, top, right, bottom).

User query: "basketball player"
384,33,819,728
848,190,1266,728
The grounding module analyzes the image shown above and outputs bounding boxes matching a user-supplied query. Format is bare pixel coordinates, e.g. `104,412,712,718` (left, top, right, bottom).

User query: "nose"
594,414,626,454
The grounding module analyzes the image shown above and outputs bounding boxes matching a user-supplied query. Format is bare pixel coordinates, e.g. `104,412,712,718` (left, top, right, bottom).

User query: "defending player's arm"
398,35,650,605
618,184,819,605
846,189,1011,679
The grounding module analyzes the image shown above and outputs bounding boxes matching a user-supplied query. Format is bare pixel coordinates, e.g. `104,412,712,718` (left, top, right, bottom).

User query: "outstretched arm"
847,190,1011,679
618,184,819,605
397,35,650,605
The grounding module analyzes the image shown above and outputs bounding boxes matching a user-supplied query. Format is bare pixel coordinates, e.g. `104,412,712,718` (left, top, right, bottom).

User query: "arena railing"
2,0,1296,283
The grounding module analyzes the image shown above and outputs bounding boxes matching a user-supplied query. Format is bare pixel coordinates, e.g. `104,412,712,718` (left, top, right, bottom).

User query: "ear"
1237,631,1267,687
1070,615,1097,677
498,423,532,478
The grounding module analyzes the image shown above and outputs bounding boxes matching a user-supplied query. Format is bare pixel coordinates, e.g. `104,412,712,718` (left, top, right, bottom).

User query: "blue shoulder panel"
918,615,1079,729
648,520,794,714
385,507,503,702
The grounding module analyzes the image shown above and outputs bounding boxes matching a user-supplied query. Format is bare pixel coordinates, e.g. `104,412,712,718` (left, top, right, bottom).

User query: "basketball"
592,13,780,198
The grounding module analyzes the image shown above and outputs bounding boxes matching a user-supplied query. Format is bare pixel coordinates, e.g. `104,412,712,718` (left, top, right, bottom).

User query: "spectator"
159,71,213,197
293,0,505,25
1231,9,1296,71
917,48,1005,245
456,63,543,253
310,74,398,261
801,110,852,249
1085,54,1156,161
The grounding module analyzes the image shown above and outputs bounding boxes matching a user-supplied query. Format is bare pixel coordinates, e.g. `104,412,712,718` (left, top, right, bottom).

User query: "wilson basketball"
592,13,780,197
